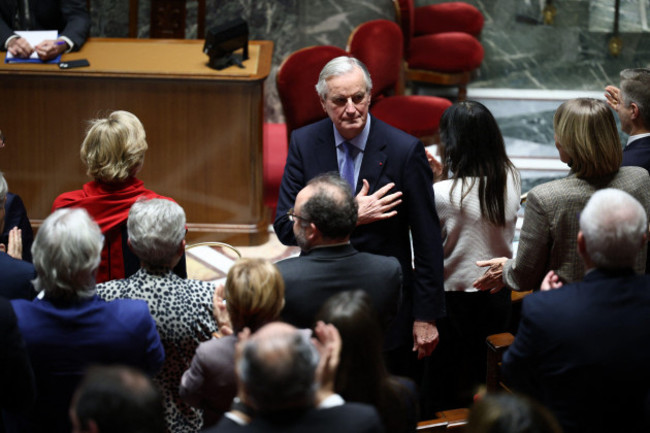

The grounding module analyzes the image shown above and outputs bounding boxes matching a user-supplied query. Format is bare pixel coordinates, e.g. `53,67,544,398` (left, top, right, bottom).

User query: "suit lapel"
358,119,388,194
314,120,339,173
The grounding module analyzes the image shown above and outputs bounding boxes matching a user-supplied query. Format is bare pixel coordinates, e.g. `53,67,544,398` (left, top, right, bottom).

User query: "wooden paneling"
0,39,273,245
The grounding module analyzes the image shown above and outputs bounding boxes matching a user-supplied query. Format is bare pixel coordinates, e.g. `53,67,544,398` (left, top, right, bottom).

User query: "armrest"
414,2,484,37
417,408,469,432
486,332,515,392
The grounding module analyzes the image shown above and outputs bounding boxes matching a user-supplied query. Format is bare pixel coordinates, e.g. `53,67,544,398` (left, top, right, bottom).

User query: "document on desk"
5,30,61,64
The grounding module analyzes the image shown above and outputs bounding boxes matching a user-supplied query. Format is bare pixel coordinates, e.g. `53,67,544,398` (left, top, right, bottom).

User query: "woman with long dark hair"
316,290,418,433
426,101,521,410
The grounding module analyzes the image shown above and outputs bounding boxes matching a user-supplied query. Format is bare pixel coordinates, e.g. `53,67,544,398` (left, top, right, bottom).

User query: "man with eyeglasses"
274,56,445,379
277,173,402,338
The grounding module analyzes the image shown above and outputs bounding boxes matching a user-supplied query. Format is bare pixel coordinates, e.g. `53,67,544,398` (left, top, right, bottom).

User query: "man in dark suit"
205,322,384,433
0,173,36,301
502,188,650,433
277,173,401,336
605,68,650,172
273,56,445,372
0,0,90,60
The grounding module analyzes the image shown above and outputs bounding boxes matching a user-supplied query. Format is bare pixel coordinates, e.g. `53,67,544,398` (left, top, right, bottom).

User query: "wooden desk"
0,38,273,245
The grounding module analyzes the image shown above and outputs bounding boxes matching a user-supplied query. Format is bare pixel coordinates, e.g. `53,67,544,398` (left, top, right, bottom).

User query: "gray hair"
0,171,7,202
33,208,103,300
580,188,648,269
303,172,358,240
315,56,373,100
127,198,186,270
620,68,650,128
238,328,319,412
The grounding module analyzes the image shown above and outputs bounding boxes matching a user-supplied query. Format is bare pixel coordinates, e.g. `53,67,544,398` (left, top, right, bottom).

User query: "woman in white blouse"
426,101,520,410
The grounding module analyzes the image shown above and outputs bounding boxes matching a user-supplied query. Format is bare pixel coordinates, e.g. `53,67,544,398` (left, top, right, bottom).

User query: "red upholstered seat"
394,0,485,99
276,45,348,139
347,19,451,139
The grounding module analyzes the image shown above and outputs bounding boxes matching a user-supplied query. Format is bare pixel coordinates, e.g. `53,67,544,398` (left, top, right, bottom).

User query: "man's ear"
127,238,133,252
630,102,641,120
577,231,587,257
320,97,327,113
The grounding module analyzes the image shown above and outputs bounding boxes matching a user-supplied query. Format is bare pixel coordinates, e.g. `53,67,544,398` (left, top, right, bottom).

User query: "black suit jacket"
273,116,445,347
2,193,34,263
206,403,385,433
0,297,35,413
0,0,90,50
502,268,650,433
0,252,36,301
277,244,402,347
622,135,650,174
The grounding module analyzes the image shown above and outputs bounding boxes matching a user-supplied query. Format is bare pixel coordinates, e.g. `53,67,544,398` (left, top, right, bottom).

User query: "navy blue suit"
274,117,445,351
622,136,650,173
2,193,33,263
6,295,165,433
0,253,36,301
502,268,650,433
0,0,90,50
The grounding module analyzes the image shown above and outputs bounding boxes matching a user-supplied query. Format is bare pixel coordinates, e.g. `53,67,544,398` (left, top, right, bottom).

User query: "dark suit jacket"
0,0,90,50
2,193,34,263
0,298,35,413
206,403,385,433
622,135,650,173
0,252,36,301
273,116,445,347
502,268,650,433
277,244,402,345
7,295,165,433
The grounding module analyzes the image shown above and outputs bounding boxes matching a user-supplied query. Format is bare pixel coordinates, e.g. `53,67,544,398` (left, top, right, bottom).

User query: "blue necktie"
340,141,357,192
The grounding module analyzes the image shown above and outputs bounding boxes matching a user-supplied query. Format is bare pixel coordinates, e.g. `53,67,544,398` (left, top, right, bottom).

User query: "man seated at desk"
0,0,90,60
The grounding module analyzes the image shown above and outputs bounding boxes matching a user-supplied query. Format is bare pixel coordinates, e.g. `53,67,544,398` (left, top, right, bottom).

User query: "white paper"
6,30,58,60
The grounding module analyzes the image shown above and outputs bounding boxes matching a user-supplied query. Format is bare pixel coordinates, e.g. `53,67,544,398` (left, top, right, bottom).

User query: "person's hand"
312,321,342,404
412,320,439,359
425,149,444,182
540,270,563,291
7,37,34,58
355,179,403,225
605,85,622,113
34,39,67,61
212,284,233,336
474,257,508,293
0,227,23,260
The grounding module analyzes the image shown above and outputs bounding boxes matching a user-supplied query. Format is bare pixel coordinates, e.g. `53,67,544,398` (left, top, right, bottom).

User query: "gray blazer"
503,166,650,291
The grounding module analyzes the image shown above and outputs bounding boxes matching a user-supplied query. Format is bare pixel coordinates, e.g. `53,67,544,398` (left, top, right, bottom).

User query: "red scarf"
52,177,171,283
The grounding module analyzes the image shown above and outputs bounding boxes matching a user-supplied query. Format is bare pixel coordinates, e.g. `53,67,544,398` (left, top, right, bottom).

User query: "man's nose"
344,99,357,113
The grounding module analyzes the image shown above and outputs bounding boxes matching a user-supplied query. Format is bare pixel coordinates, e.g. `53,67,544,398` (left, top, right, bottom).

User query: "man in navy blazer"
274,56,445,372
605,68,650,172
502,188,650,433
0,0,90,60
277,173,402,338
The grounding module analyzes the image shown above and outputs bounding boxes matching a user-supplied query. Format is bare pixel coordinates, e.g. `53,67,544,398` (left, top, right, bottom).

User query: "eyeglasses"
328,92,368,107
287,208,309,223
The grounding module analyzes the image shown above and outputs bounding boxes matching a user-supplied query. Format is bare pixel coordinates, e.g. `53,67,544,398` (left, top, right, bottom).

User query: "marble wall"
89,0,650,122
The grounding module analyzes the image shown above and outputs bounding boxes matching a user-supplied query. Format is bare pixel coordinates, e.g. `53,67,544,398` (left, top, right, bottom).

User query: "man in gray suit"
277,172,402,343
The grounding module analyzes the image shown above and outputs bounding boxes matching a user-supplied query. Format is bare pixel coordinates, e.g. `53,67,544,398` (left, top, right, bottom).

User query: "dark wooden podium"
0,38,273,245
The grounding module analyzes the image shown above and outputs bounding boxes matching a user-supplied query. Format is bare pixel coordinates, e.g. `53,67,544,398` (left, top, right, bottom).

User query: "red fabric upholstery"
348,20,452,138
414,2,484,36
409,31,484,72
395,0,416,54
348,19,403,97
276,45,347,137
371,95,451,138
263,123,288,214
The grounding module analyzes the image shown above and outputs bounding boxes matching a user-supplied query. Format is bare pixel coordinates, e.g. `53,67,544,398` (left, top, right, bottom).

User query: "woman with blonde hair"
475,98,650,292
179,258,285,428
52,110,182,283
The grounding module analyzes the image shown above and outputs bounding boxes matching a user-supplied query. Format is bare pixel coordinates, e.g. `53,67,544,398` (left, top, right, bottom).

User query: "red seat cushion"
371,95,452,138
408,32,484,72
414,2,484,37
263,123,288,212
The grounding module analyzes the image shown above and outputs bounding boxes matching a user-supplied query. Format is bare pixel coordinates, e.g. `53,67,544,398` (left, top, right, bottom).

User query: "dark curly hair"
301,172,358,240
